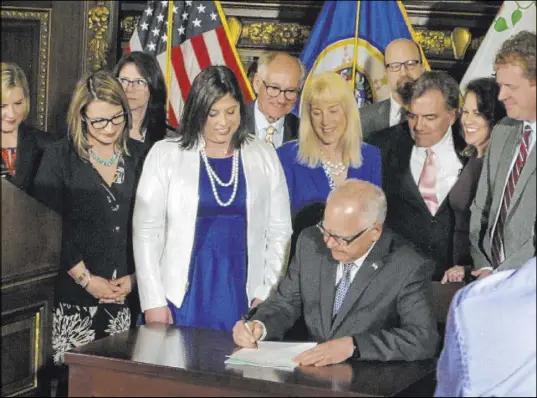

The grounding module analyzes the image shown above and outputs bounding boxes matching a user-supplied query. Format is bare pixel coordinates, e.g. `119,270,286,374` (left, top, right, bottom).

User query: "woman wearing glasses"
277,71,382,218
113,51,170,147
32,71,147,366
133,65,292,331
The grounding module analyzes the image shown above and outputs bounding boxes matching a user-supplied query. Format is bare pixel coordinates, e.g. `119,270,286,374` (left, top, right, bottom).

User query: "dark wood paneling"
1,181,61,397
47,1,86,135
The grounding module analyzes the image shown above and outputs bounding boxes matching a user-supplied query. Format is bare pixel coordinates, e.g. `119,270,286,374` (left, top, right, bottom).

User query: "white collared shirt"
489,120,536,268
335,241,377,286
410,127,463,206
254,100,286,148
389,95,404,127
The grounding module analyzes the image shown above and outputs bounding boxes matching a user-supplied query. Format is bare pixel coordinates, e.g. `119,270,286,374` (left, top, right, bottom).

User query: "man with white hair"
233,179,439,365
245,51,305,148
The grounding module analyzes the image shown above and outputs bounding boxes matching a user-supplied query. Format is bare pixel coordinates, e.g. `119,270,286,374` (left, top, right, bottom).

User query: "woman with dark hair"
113,51,170,147
442,77,507,283
133,65,292,331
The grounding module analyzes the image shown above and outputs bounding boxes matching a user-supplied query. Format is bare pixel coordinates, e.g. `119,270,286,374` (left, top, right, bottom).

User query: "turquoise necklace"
88,148,120,167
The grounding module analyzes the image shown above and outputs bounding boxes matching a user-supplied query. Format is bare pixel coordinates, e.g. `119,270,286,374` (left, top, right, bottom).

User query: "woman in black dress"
33,70,146,365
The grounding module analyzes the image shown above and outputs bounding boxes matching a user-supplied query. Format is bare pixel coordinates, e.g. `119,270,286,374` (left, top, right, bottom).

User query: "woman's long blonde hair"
297,71,363,168
67,71,132,159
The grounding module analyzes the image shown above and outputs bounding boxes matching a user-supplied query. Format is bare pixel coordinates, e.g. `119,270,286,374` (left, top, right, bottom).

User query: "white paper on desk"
225,341,317,370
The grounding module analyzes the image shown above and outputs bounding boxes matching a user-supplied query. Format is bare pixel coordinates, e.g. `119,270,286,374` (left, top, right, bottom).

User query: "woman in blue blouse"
278,71,381,217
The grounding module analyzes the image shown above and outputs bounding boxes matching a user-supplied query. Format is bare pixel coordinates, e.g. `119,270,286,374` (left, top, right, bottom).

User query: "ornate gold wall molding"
1,7,51,131
87,2,111,71
241,21,311,48
414,28,482,60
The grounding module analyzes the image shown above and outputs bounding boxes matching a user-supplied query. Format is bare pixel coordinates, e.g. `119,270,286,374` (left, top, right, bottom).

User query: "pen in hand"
241,314,258,349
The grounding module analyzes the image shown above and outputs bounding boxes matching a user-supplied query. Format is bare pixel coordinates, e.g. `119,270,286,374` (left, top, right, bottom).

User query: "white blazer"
133,135,292,312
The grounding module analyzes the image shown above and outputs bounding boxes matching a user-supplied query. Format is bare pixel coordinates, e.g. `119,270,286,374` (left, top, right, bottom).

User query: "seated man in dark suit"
366,71,468,281
359,38,425,139
245,51,303,148
233,179,439,365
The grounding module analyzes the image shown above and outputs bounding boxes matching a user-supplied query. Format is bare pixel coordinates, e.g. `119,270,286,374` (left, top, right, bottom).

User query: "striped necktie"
491,125,532,268
333,263,354,318
418,148,439,215
265,125,276,146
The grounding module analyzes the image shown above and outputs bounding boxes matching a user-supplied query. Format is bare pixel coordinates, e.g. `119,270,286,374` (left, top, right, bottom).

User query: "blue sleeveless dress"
168,153,248,331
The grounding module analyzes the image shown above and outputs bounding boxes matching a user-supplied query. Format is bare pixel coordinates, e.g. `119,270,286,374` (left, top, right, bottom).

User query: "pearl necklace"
200,148,240,207
89,148,120,167
321,159,347,191
323,160,347,176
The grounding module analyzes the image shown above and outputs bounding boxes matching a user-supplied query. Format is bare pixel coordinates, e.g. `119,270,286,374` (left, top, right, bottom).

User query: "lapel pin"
371,263,378,270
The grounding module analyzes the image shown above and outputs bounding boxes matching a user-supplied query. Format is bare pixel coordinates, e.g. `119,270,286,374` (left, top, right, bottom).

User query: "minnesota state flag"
300,0,428,109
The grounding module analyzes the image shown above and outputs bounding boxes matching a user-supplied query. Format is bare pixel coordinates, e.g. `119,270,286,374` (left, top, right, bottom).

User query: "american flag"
128,0,254,127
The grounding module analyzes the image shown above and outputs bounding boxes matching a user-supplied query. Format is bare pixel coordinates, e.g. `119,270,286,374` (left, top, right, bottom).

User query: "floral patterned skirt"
52,302,131,365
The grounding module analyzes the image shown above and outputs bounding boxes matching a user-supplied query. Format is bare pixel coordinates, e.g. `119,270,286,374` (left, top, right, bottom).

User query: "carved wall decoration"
414,28,477,60
87,2,111,71
240,21,311,50
120,15,140,41
0,7,51,131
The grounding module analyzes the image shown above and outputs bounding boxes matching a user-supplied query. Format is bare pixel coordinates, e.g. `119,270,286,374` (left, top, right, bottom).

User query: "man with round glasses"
233,179,439,365
360,38,425,139
246,51,305,148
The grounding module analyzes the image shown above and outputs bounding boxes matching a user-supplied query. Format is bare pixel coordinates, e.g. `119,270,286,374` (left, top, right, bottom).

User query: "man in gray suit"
465,30,536,280
360,39,425,139
233,179,439,365
245,51,304,148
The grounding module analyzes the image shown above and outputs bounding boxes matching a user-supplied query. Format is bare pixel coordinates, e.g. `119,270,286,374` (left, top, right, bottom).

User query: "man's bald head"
322,180,386,263
326,179,387,231
384,38,425,98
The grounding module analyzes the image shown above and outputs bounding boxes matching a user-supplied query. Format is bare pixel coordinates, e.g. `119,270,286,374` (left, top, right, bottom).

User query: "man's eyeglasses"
385,59,421,73
262,80,300,101
83,112,126,129
118,77,148,91
316,222,369,246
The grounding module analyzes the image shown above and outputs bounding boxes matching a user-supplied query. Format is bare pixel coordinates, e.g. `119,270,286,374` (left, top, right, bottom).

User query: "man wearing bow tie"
232,179,439,365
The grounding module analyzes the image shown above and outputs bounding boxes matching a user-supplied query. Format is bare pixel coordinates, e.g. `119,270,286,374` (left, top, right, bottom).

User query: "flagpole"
214,0,255,100
165,1,174,115
351,0,361,93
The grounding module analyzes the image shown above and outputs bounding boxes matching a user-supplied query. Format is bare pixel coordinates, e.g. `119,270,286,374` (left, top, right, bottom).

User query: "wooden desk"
64,324,436,397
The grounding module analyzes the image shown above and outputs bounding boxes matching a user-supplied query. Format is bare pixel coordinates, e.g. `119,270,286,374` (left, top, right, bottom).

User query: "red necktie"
418,148,439,215
491,125,532,267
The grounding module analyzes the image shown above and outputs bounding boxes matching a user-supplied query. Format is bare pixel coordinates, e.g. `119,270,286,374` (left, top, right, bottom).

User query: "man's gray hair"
398,70,460,110
360,184,388,227
256,51,306,87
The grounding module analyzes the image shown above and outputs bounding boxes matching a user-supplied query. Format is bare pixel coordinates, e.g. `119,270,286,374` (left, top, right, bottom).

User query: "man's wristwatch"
351,336,361,359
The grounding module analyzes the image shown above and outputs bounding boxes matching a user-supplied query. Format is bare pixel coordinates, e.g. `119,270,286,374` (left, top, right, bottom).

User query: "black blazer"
3,123,59,193
366,123,470,280
245,101,299,143
32,137,147,306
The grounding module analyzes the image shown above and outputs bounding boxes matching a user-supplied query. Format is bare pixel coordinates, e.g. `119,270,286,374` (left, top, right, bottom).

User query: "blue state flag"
300,0,429,109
